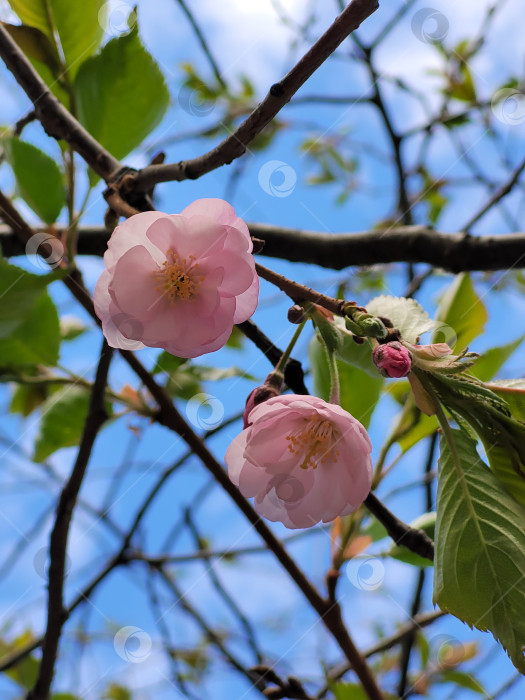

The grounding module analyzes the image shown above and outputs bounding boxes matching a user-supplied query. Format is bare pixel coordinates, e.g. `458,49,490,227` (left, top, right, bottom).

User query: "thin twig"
132,0,379,191
27,341,113,700
364,493,435,562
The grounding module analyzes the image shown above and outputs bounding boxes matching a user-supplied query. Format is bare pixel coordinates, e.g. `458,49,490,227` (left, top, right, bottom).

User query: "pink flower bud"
243,383,281,428
373,341,412,378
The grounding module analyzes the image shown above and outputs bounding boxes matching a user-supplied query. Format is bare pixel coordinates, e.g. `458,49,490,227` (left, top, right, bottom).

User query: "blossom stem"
326,347,341,404
274,320,307,376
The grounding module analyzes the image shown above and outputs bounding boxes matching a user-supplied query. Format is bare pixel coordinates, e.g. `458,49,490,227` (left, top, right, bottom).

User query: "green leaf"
438,670,486,694
330,684,396,700
397,411,438,454
33,385,111,461
103,685,131,700
74,22,169,159
10,383,49,416
1,22,60,67
433,274,487,351
0,289,60,367
425,370,525,506
308,334,383,429
8,0,106,77
487,380,525,423
469,336,524,382
0,632,39,689
330,683,369,700
226,326,244,349
0,257,60,338
434,429,525,673
2,138,64,223
366,295,435,343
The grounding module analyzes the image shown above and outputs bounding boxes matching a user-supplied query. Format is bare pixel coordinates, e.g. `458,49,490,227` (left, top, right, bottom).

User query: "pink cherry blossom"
226,394,373,529
94,199,259,358
373,341,412,378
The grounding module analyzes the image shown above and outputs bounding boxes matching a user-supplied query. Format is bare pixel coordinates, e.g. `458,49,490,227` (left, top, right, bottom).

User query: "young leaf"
74,22,169,159
366,295,435,343
33,386,111,462
2,138,65,223
487,380,525,423
469,335,524,382
309,334,383,428
434,429,525,673
433,274,487,351
438,670,485,694
0,289,60,367
0,257,60,338
8,0,106,77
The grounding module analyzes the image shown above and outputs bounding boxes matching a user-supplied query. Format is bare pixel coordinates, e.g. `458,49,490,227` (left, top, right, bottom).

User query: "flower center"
153,250,204,304
285,414,339,470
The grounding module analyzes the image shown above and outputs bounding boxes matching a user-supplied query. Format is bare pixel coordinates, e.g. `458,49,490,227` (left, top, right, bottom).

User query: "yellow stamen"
285,414,339,470
153,250,204,304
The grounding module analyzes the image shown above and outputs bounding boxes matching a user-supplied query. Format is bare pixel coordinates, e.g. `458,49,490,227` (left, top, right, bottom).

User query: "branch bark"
27,341,113,700
3,224,525,272
364,492,435,562
0,24,120,181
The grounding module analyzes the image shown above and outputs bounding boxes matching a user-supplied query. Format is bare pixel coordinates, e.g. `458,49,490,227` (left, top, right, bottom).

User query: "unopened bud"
243,378,283,428
373,341,412,378
287,304,306,324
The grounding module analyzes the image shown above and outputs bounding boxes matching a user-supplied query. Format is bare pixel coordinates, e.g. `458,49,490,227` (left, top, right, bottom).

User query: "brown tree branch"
364,492,434,562
3,224,525,272
131,0,379,191
27,341,113,700
0,24,120,181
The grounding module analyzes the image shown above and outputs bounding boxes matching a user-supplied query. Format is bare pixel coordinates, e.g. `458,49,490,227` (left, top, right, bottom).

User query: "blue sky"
1,0,524,698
